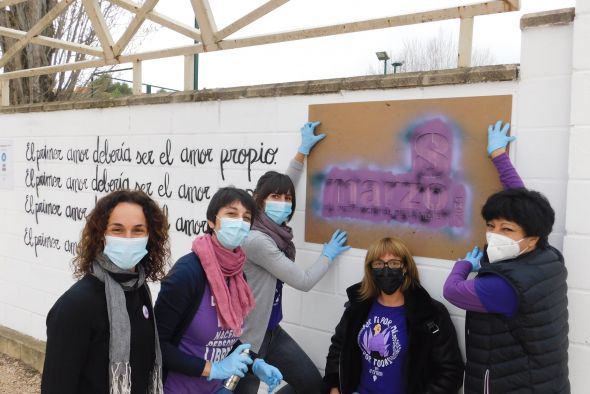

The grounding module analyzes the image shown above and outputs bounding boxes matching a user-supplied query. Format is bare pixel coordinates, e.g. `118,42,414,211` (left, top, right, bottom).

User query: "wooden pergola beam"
132,60,141,94
0,0,74,68
109,0,201,41
83,0,115,60
0,0,520,81
502,0,520,11
183,54,194,91
112,0,159,56
191,0,217,47
217,0,289,40
1,58,112,80
218,0,520,50
0,0,29,8
0,26,103,57
458,17,474,67
0,79,9,106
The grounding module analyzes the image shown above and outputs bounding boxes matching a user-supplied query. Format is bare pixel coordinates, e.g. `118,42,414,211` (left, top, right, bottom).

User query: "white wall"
0,7,586,391
0,80,517,341
564,1,590,392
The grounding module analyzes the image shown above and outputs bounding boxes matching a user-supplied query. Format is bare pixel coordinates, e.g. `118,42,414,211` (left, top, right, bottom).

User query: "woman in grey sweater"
236,122,350,394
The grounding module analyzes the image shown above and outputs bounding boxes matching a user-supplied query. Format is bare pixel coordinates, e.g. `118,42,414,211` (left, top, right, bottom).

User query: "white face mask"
486,232,528,263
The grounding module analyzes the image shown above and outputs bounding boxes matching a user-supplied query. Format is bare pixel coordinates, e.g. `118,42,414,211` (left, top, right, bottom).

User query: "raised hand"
298,121,326,155
487,120,515,156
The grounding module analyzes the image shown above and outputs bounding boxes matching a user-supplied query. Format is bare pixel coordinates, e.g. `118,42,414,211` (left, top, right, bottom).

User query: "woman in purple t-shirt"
323,237,463,394
155,187,283,394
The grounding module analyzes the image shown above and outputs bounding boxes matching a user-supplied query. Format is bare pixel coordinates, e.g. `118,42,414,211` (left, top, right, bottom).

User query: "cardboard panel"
305,95,513,260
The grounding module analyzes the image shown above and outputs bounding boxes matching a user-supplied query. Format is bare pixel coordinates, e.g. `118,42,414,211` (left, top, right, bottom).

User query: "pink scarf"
192,234,255,335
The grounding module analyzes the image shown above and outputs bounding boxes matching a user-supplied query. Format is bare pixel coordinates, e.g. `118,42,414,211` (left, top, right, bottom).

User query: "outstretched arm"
243,230,350,292
487,120,524,189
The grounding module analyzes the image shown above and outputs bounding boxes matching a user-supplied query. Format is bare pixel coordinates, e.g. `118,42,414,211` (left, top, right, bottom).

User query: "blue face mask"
265,201,292,225
215,217,250,250
103,236,148,270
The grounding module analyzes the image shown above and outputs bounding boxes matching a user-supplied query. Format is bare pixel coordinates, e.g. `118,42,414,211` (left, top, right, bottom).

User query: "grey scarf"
252,212,296,261
92,254,163,394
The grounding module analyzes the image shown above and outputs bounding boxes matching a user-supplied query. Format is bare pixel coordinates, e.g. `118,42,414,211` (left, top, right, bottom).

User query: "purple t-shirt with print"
267,280,283,331
164,285,240,394
357,301,408,394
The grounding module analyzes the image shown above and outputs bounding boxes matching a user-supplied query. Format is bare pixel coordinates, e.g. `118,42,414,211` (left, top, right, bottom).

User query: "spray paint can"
222,348,250,392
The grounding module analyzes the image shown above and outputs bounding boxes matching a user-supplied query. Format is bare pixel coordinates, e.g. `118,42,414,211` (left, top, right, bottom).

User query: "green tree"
89,74,132,99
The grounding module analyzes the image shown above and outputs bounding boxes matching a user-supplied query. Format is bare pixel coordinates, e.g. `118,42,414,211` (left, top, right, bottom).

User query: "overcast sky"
115,0,575,91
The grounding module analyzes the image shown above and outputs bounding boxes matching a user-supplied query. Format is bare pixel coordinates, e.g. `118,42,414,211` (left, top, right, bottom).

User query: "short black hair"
253,171,296,222
481,188,555,248
206,187,257,234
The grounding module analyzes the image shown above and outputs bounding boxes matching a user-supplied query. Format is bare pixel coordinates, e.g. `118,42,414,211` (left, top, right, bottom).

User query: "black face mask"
371,267,404,295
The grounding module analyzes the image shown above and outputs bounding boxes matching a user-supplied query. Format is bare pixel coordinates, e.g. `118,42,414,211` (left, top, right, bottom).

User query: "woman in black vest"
443,121,569,393
323,237,464,394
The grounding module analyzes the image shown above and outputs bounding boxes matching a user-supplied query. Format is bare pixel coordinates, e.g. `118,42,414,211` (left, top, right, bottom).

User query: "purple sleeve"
444,262,519,317
443,261,488,313
474,275,519,317
492,152,525,189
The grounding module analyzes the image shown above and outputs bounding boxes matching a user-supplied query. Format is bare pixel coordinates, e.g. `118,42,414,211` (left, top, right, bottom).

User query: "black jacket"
41,275,156,394
323,283,464,394
154,252,208,378
465,246,569,394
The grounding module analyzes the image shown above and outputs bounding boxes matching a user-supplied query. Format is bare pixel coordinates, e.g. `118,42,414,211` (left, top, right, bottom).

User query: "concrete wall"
564,0,590,392
0,7,586,392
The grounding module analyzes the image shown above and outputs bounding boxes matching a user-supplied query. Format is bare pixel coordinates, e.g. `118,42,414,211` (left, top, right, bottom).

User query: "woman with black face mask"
322,237,463,394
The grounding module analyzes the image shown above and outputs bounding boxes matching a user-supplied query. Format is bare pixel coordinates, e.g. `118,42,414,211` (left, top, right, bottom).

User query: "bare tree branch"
0,0,158,104
368,30,495,75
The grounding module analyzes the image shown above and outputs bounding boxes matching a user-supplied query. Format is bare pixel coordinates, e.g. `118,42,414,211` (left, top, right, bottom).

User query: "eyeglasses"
370,259,403,269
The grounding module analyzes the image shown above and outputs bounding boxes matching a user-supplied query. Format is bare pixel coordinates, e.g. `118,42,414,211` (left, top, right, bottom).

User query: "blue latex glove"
252,359,283,393
487,120,516,156
298,121,326,155
322,229,351,261
463,246,483,272
207,343,253,381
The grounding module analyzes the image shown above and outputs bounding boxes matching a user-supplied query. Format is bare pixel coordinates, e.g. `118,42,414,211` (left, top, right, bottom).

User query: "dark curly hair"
73,190,170,281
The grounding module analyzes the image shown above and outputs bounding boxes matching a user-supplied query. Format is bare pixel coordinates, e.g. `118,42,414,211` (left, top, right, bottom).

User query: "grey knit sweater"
240,159,332,352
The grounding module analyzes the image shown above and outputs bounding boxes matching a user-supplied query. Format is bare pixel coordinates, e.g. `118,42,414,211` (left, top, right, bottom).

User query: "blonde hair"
358,237,420,300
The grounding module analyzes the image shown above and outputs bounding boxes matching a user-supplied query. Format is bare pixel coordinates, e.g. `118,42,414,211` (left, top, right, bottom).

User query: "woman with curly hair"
41,190,170,394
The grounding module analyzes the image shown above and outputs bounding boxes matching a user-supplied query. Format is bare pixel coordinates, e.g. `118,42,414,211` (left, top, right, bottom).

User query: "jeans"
235,325,322,394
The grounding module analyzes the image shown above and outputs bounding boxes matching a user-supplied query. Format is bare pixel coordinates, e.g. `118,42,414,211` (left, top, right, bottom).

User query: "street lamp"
391,61,404,74
376,51,390,75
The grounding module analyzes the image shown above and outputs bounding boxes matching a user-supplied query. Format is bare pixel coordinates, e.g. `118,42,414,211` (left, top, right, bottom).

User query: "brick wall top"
0,64,518,114
521,8,575,30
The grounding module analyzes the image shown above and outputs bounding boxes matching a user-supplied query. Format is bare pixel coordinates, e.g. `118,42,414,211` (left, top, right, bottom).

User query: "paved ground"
0,351,283,393
0,353,40,394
